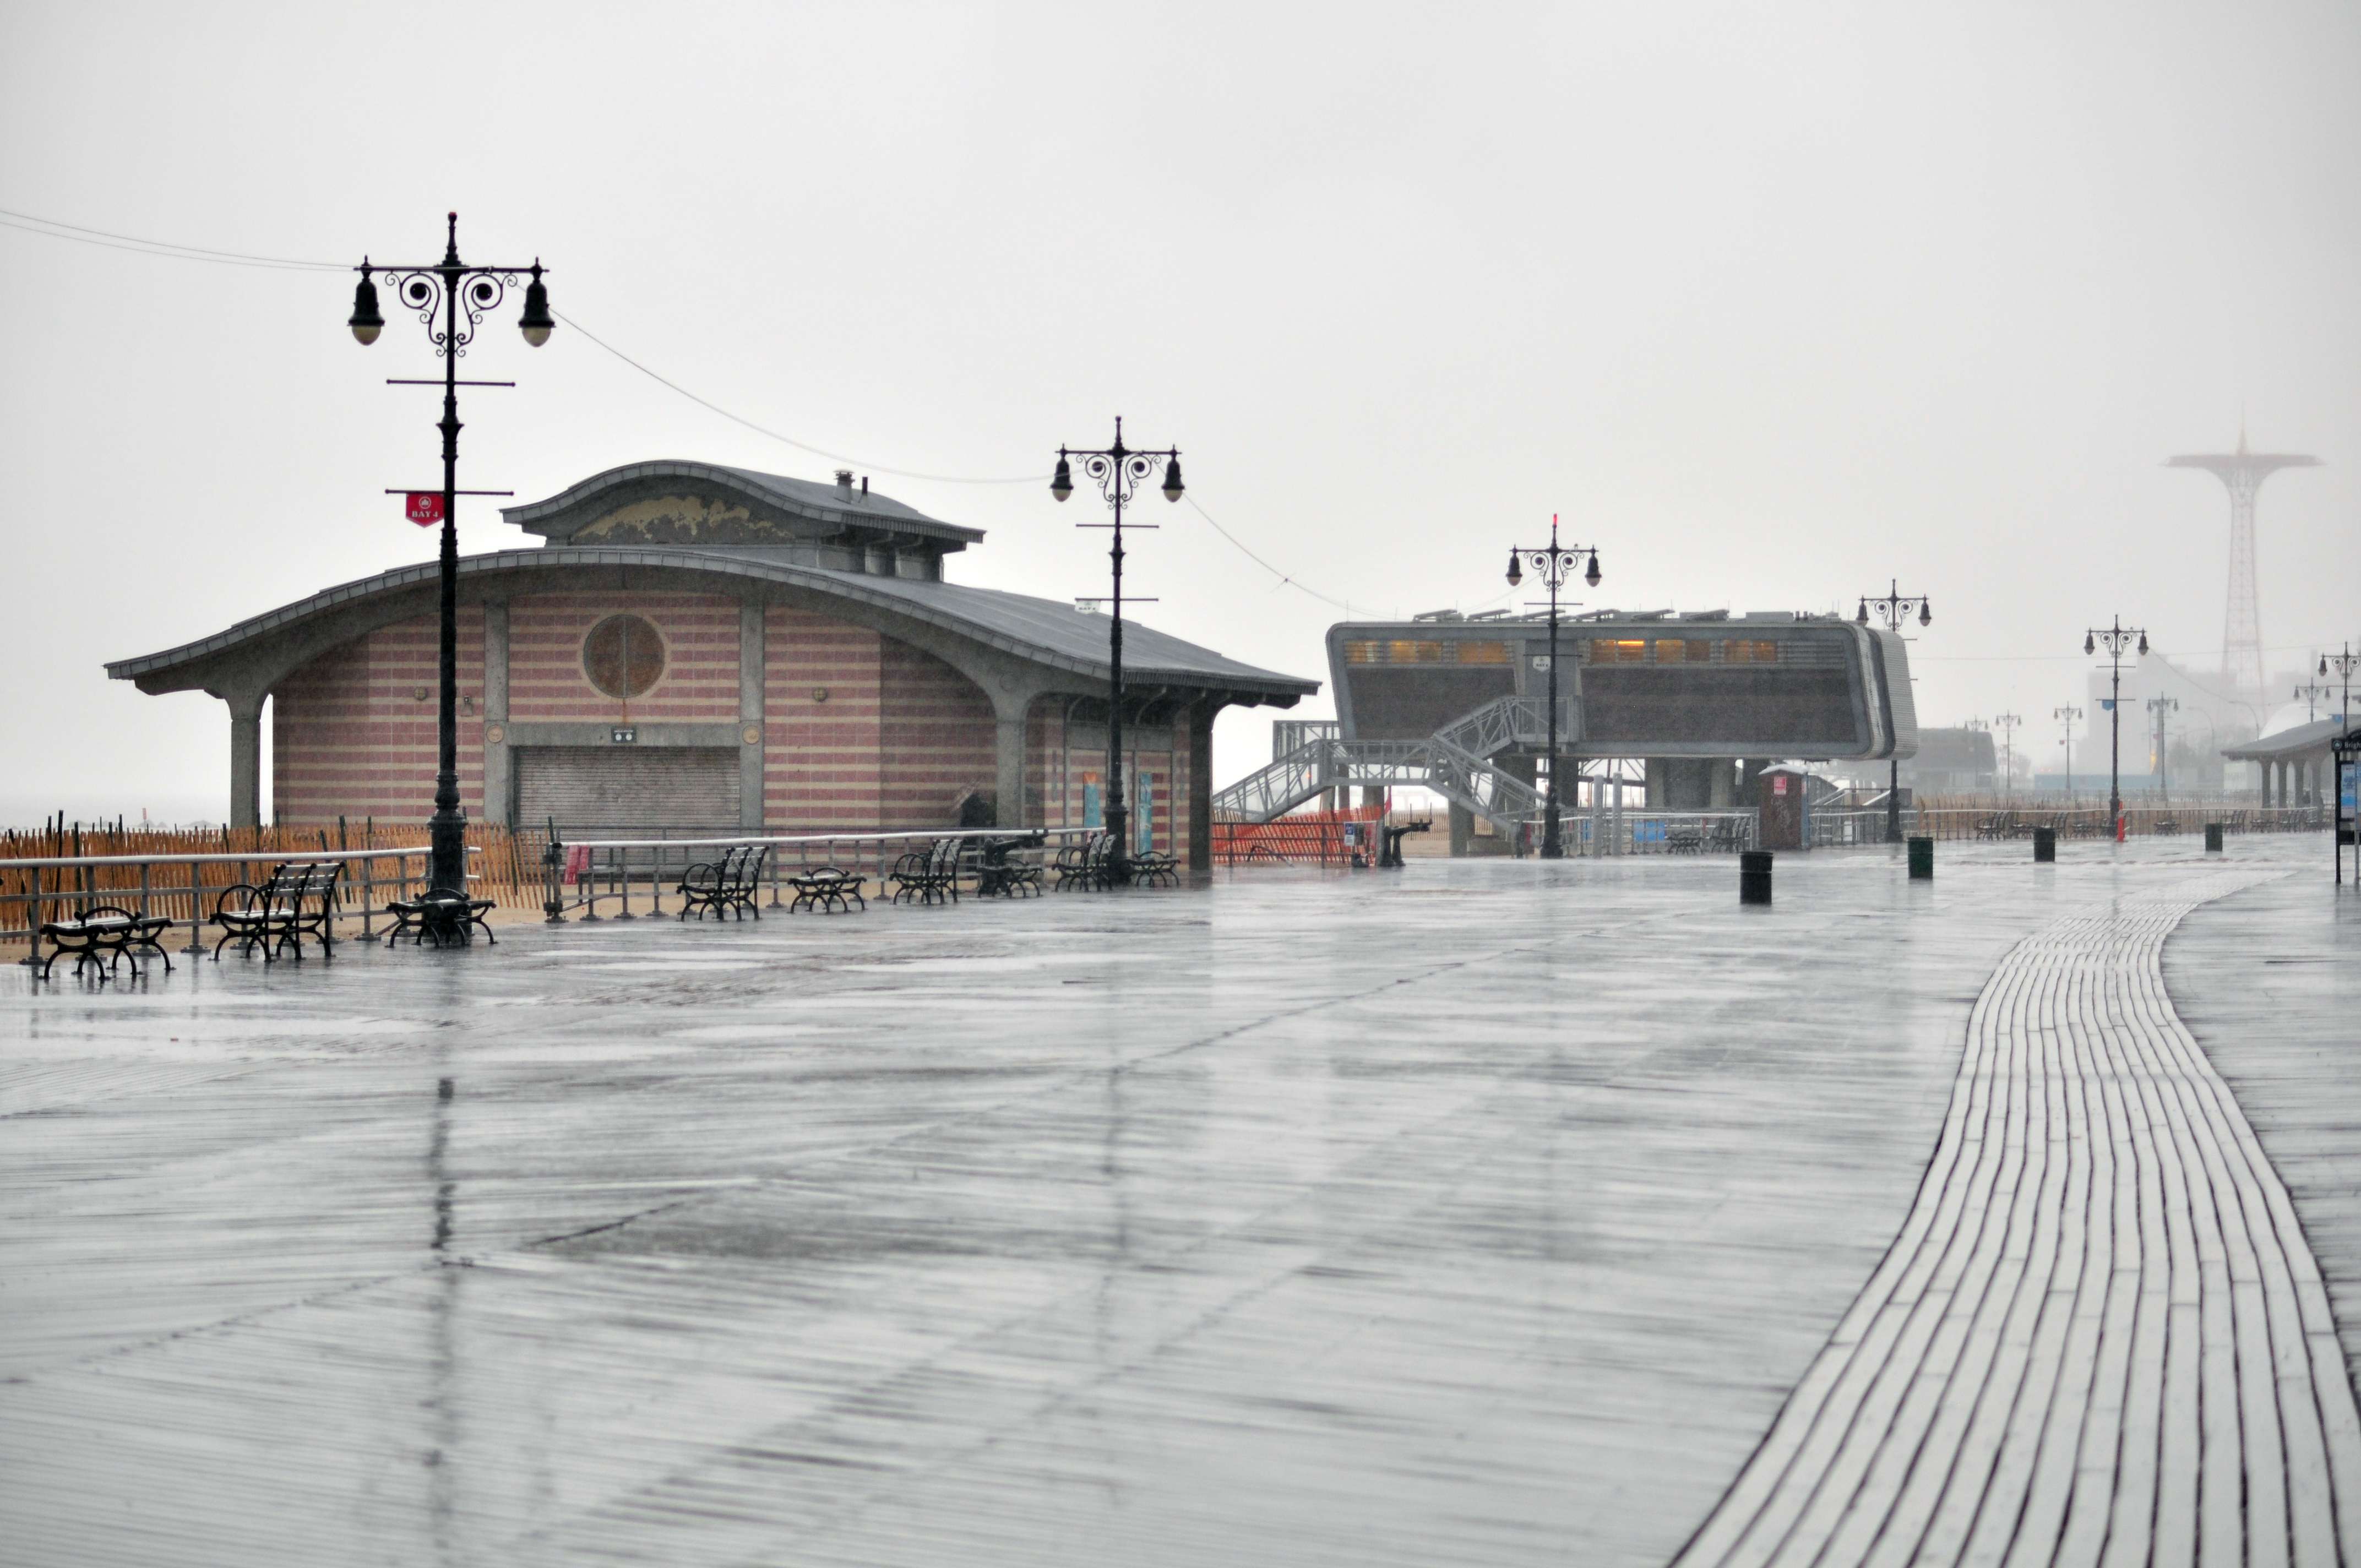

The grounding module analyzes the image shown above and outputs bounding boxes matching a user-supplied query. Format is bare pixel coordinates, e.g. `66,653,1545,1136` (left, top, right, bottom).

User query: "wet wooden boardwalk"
3,837,2355,1566
1676,873,2361,1567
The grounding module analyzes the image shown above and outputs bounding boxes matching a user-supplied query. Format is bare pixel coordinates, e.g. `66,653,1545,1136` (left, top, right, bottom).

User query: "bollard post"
2033,826,2057,863
1739,849,1773,905
1908,836,1934,880
2205,822,2224,853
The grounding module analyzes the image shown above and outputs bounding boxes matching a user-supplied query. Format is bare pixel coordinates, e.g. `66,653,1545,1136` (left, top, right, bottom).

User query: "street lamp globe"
1505,551,1522,588
1162,457,1184,502
348,264,384,346
1051,455,1073,503
516,263,553,347
2085,631,2097,655
1919,601,1932,627
1585,553,1602,589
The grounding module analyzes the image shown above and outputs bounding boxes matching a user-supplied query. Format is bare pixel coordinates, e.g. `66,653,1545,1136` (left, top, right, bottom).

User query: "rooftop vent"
834,469,854,499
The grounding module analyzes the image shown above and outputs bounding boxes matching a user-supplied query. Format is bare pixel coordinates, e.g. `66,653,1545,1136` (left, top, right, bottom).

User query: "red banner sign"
405,492,445,526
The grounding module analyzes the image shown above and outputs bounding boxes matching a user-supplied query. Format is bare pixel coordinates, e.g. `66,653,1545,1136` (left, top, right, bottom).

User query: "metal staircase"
1211,694,1577,825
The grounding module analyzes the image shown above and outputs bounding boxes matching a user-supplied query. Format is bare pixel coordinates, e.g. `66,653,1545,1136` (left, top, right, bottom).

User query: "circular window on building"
583,614,666,699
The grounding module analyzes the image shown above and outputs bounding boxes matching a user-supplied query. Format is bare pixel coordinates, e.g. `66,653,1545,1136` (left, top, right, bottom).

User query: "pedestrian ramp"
1211,694,1576,826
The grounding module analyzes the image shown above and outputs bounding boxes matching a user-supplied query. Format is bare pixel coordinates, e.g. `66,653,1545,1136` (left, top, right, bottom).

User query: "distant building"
2223,716,2349,808
1900,728,1996,796
106,461,1317,865
1312,607,1916,814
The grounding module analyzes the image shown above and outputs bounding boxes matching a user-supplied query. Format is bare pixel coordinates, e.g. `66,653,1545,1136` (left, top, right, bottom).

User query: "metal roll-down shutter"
514,747,742,836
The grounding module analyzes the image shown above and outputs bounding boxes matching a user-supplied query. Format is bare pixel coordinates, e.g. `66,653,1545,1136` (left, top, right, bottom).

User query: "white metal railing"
1559,807,1760,857
1,845,464,959
1807,808,1911,847
545,826,1109,920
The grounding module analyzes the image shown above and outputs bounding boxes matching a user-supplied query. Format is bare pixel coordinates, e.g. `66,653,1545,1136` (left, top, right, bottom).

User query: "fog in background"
3,2,2356,823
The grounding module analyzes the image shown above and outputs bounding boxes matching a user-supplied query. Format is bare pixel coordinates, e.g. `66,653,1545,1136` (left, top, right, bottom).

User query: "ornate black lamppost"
2082,616,2149,841
2145,696,2178,801
1051,418,1182,885
1993,712,2022,797
2055,706,2082,804
1857,581,1931,842
2324,644,2359,728
346,213,552,901
1505,516,1602,858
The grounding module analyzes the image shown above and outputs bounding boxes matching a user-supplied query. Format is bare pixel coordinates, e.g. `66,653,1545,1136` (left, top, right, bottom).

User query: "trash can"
2205,822,2224,853
2033,826,2056,863
1908,836,1934,879
1739,850,1774,905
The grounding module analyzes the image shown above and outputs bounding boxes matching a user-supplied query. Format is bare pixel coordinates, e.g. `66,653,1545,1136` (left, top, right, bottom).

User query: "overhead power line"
0,208,342,270
0,202,1360,609
552,309,1046,486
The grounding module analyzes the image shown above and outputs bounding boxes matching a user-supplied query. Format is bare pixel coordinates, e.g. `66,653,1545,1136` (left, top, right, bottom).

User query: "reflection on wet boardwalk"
1,841,2353,1566
1676,875,2361,1566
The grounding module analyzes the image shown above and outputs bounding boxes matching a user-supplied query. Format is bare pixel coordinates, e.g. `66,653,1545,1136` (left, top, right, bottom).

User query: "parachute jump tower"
2167,429,2319,704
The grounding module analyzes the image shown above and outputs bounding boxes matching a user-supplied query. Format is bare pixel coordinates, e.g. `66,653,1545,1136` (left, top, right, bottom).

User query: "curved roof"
106,546,1316,701
501,460,986,547
2221,715,2349,761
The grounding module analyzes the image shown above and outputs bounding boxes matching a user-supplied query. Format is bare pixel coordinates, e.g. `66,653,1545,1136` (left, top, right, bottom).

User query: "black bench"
36,905,176,981
1666,828,1706,855
211,862,343,961
889,839,962,906
787,867,866,913
1129,840,1181,886
975,834,1048,898
383,886,497,946
678,845,770,921
1052,832,1116,891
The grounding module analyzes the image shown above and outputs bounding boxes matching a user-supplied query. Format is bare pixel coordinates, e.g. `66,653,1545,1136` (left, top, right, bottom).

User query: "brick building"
108,461,1315,865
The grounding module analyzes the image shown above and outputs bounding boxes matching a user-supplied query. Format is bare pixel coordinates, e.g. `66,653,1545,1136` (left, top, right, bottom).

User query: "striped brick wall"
762,606,883,830
508,593,741,723
878,636,995,830
268,591,1209,846
271,609,485,825
1028,705,1184,857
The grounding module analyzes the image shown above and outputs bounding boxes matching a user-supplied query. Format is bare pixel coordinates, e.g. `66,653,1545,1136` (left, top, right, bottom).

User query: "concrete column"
993,704,1029,829
227,690,265,829
1644,758,1666,808
1187,703,1215,870
739,597,767,830
1709,758,1736,809
1362,786,1386,810
481,601,511,826
1449,802,1474,856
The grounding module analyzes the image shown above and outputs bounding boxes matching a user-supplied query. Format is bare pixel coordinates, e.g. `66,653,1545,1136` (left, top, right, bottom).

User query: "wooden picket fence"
0,819,548,942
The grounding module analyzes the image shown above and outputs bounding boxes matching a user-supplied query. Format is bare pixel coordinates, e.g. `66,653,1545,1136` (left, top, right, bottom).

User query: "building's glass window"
583,614,667,698
1348,638,1514,665
1723,640,1780,665
1654,639,1691,664
1590,639,1649,664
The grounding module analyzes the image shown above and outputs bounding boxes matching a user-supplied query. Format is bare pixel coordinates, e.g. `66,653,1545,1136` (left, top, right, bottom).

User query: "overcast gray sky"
3,2,2355,820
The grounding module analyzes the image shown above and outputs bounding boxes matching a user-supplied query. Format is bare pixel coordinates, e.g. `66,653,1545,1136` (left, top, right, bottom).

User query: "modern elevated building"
106,461,1316,864
1242,607,1908,814
1212,607,1916,838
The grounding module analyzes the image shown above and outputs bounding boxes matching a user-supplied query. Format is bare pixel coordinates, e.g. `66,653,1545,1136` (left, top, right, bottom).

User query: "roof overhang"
106,548,1316,709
